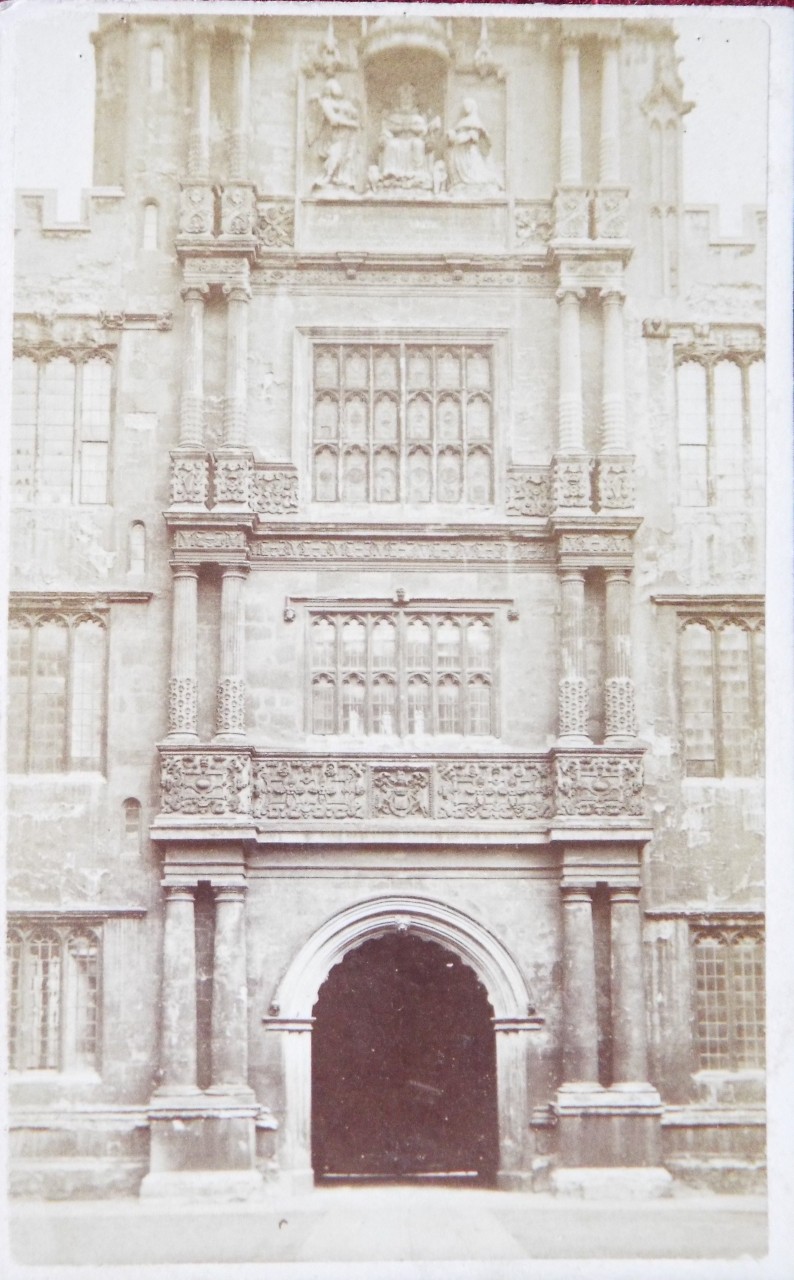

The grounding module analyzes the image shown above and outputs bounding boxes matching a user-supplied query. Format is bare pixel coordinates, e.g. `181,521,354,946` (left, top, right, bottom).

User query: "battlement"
15,188,126,236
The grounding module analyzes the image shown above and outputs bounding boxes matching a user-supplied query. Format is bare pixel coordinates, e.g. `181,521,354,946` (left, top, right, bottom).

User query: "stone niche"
300,16,508,254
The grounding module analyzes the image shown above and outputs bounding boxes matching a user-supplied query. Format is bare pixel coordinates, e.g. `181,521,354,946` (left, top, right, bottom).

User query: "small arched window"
142,202,159,252
123,798,142,854
128,521,146,575
149,45,165,93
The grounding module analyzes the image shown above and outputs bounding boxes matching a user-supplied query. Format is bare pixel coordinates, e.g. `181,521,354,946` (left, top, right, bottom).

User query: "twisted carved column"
187,29,212,177
179,285,208,448
557,287,586,453
216,566,247,737
561,887,599,1084
609,886,649,1083
600,289,627,453
223,284,251,447
168,567,198,738
558,569,590,743
604,569,636,742
229,24,252,181
560,40,582,185
599,39,621,185
160,885,198,1093
210,885,250,1091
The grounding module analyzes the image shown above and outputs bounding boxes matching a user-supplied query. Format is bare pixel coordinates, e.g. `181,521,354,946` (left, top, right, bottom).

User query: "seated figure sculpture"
370,83,440,193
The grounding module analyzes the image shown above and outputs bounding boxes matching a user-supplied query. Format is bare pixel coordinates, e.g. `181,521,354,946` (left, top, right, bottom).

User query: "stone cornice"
9,591,153,611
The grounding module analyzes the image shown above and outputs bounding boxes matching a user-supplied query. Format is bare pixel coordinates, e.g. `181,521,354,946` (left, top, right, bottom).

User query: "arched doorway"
311,932,499,1183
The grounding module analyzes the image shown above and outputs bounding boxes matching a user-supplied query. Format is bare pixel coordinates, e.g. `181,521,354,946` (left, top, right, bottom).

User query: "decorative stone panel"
212,452,253,505
170,452,209,507
251,760,367,821
250,467,299,515
435,760,553,820
256,201,295,250
161,753,251,815
552,456,593,511
372,767,431,818
593,188,630,240
595,457,635,510
505,467,553,517
553,187,590,241
514,202,554,248
219,184,257,239
178,183,215,239
553,751,644,818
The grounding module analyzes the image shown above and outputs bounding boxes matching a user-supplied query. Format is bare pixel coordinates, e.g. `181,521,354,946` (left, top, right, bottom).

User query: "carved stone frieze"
558,532,633,557
515,202,554,247
161,752,250,815
250,537,553,566
435,760,553,820
506,467,553,517
182,256,251,291
593,188,630,240
372,767,430,818
179,184,215,238
256,202,295,250
554,752,644,818
173,529,248,550
553,187,590,241
171,454,209,507
250,468,299,515
251,760,367,820
552,457,593,510
596,458,635,510
220,184,257,239
255,267,538,289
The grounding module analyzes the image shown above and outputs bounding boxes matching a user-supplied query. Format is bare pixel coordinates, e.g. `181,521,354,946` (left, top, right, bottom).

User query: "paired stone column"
556,287,586,453
229,22,252,181
179,286,208,448
168,567,199,738
560,40,582,185
222,284,251,447
188,29,212,178
609,886,649,1083
599,39,621,186
560,887,599,1084
558,570,590,744
604,569,637,742
159,886,199,1093
600,289,627,453
210,885,250,1092
216,566,247,737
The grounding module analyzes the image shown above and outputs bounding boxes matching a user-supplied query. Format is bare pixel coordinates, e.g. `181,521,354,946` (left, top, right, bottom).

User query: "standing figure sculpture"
309,79,361,192
446,98,502,193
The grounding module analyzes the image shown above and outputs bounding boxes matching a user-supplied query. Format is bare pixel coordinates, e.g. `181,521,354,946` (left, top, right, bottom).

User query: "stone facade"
8,12,765,1200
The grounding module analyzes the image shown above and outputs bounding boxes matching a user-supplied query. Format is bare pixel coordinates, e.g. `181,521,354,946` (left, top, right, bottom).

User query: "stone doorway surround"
264,895,546,1191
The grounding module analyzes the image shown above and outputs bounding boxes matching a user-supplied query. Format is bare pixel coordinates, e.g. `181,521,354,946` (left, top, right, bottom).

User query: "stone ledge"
549,1166,674,1199
139,1170,265,1202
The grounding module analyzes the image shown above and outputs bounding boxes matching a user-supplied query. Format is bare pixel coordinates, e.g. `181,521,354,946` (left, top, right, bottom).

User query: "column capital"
556,285,586,304
213,883,247,904
560,566,587,583
222,283,252,303
181,283,210,303
163,883,197,902
609,884,642,905
603,566,632,584
171,562,200,580
599,286,626,304
561,884,593,904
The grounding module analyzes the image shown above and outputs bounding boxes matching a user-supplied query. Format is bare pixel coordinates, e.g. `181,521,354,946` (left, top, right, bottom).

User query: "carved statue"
371,83,441,192
446,98,502,193
309,79,360,192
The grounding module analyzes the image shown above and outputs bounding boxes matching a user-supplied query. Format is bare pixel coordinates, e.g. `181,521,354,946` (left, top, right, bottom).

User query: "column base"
140,1169,265,1202
556,734,593,748
554,1084,664,1168
496,1169,534,1192
147,1093,260,1181
549,1166,673,1199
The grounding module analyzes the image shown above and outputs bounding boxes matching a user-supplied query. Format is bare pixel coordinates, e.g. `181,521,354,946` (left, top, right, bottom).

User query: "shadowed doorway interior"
311,932,499,1184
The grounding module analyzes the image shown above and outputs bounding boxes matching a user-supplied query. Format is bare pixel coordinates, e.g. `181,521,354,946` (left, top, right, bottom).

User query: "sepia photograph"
1,1,792,1275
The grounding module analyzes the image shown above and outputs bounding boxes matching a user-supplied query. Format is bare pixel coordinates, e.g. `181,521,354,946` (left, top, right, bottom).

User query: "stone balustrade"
158,747,645,823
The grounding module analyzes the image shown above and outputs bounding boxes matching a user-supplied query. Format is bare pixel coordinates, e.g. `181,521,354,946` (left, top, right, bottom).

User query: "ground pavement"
7,1183,768,1270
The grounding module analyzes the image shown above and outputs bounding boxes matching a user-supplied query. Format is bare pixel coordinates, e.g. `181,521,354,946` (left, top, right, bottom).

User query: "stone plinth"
301,198,509,254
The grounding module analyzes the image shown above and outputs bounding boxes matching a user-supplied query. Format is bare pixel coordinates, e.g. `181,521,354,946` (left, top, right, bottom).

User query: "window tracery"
7,922,101,1073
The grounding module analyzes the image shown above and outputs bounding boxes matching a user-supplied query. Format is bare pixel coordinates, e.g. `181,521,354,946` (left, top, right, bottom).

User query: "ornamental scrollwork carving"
171,455,209,506
596,459,635,510
605,677,637,739
251,469,299,515
161,753,251,815
552,457,593,510
213,454,251,505
553,188,590,241
216,677,246,735
435,760,553,820
515,202,554,247
559,533,633,556
256,202,295,250
558,678,589,740
178,184,215,238
167,677,197,735
593,189,630,240
506,468,553,517
372,767,430,818
250,538,552,565
554,753,645,818
220,184,257,238
173,530,248,550
251,760,366,820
